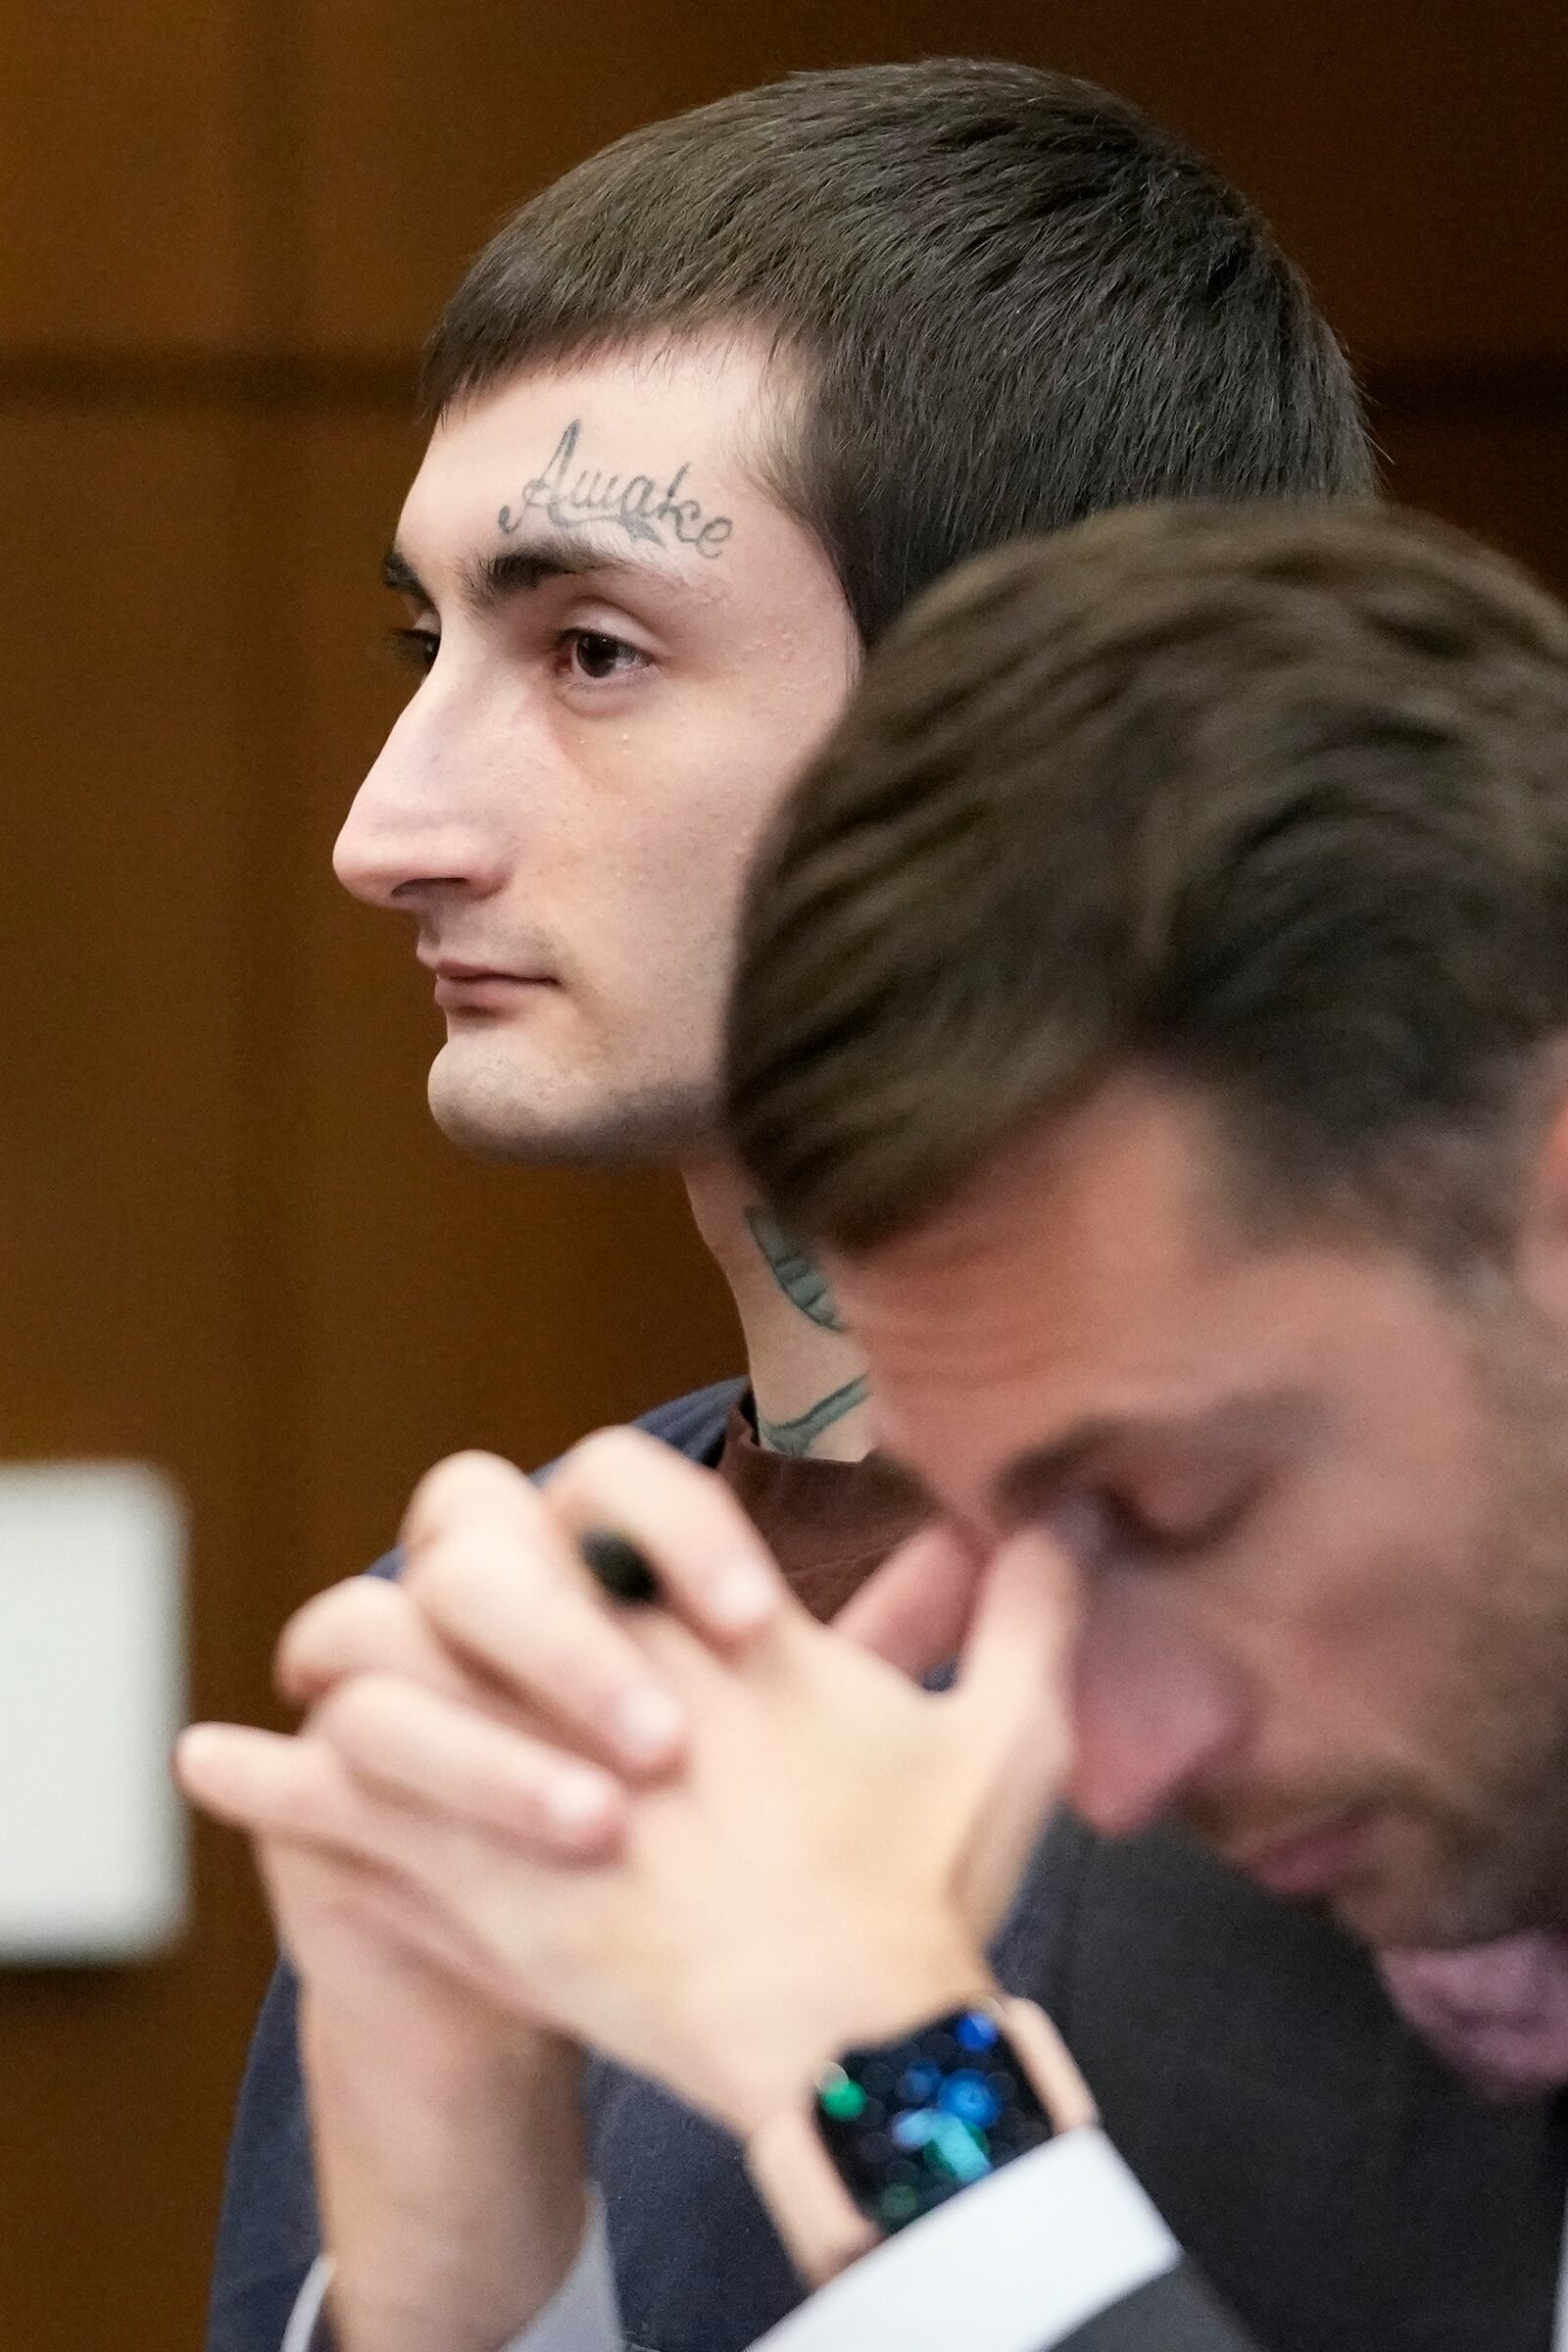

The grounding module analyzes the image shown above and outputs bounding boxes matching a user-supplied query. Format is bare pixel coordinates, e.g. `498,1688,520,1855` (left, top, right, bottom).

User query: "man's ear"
1515,1083,1568,1329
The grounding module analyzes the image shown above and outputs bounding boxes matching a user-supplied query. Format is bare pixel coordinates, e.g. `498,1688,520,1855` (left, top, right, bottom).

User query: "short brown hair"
425,61,1372,643
726,504,1568,1263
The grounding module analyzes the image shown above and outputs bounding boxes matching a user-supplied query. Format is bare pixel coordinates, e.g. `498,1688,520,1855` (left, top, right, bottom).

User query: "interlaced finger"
276,1574,474,1708
400,1449,692,1776
309,1672,626,1856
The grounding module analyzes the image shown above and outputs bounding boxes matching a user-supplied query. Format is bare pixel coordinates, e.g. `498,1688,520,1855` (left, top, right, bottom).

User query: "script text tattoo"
499,421,734,559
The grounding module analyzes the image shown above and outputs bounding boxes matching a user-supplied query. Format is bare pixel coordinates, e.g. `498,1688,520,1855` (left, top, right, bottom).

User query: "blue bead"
955,2011,1001,2052
938,2070,1001,2128
891,2107,940,2151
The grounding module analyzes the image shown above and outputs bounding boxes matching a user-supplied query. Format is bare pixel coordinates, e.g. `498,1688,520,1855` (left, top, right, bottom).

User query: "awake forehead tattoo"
499,419,734,559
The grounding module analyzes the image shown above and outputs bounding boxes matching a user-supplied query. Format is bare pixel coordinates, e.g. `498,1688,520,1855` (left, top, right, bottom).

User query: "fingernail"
613,1685,685,1765
545,1770,620,1838
708,1560,778,1636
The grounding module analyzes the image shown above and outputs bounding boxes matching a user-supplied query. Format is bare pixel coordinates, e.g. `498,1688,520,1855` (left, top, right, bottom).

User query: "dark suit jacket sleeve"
207,1957,321,2352
1058,2264,1262,2351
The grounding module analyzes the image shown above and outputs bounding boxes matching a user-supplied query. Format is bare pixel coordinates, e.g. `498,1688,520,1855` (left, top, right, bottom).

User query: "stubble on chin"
1359,1317,1568,1949
1336,1809,1556,1952
1442,1312,1568,1938
1342,1629,1568,1951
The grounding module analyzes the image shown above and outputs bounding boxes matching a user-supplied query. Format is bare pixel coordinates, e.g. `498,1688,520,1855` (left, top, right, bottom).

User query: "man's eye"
562,629,647,683
1101,1489,1248,1561
383,626,440,676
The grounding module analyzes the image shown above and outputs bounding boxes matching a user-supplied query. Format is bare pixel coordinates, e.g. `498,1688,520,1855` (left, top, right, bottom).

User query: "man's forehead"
830,1087,1229,1332
413,338,780,494
392,343,786,590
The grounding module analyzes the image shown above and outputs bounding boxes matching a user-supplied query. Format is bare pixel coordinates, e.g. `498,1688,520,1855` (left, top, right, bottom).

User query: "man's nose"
1063,1577,1250,1838
333,710,509,910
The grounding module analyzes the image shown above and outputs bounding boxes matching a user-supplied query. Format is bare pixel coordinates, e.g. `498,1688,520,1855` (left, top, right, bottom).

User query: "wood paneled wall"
2,7,1562,2342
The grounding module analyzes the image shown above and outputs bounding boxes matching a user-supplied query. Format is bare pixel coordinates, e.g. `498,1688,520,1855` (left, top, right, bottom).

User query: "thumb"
953,1526,1081,1774
945,1530,1083,1933
834,1522,988,1677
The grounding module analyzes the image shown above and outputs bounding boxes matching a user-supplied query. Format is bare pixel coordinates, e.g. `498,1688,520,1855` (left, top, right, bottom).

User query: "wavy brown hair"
727,504,1568,1265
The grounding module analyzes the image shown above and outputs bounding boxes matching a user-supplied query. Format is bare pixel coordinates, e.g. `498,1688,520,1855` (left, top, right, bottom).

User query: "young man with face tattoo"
192,59,1542,2352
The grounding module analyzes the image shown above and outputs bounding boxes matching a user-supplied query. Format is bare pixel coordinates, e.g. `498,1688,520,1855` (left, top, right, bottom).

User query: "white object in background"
0,1462,188,1962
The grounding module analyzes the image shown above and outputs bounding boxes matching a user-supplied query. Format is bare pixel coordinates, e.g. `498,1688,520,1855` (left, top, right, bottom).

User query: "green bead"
816,2065,868,2121
879,2182,921,2225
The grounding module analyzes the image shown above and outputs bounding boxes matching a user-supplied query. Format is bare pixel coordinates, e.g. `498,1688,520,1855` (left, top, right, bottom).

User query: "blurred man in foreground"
187,504,1568,2349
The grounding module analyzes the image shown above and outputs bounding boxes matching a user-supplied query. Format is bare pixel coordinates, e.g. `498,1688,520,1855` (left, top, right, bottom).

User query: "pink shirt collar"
1380,1936,1568,2098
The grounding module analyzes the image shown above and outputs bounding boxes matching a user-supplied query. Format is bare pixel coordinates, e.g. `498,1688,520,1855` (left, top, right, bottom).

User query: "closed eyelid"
1045,1464,1258,1563
1116,1474,1267,1564
992,1391,1317,1532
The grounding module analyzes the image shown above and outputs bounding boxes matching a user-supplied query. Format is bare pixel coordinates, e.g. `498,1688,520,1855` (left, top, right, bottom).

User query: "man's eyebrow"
990,1392,1313,1527
466,538,639,614
381,545,430,604
379,531,694,618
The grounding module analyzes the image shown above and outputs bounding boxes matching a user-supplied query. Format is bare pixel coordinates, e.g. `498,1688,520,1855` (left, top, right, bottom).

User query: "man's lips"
423,958,557,1009
1226,1806,1378,1898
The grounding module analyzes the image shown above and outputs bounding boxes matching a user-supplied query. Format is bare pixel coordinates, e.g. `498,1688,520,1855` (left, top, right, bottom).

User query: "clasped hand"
178,1431,1083,2138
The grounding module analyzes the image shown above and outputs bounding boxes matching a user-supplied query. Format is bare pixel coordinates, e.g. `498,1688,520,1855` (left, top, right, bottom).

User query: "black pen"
580,1527,661,1605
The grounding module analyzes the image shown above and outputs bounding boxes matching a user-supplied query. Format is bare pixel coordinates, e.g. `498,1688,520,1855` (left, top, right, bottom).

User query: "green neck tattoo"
746,1206,865,1454
756,1373,871,1459
745,1206,846,1331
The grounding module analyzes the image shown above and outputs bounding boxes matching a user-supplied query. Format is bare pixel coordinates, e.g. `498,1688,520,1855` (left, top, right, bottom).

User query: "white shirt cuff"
752,2126,1180,2352
496,2198,622,2352
281,2254,332,2352
279,2200,622,2352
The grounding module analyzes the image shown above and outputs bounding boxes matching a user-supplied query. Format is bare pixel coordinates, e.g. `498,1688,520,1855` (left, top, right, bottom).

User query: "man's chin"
1207,1801,1506,1950
1326,1874,1449,1950
1325,1835,1538,1954
427,1053,717,1169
